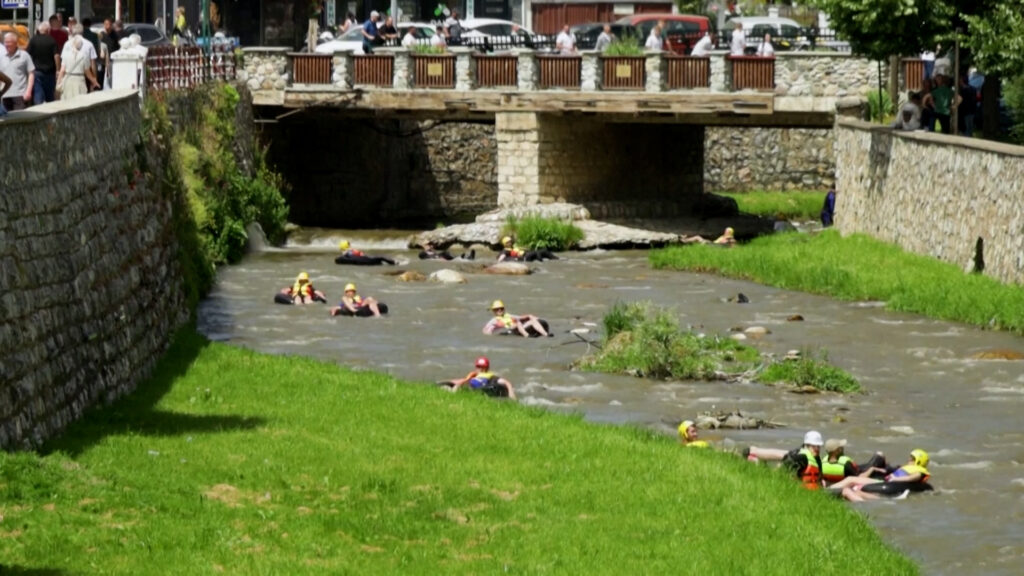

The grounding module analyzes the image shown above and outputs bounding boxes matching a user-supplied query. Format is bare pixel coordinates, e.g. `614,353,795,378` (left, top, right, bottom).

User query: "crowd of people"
892,45,978,136
0,13,135,114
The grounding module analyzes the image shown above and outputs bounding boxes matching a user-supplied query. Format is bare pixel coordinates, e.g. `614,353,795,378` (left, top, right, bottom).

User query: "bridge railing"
146,45,237,91
240,47,895,99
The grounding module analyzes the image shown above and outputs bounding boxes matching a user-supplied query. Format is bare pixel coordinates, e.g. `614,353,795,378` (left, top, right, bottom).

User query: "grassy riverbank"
0,330,916,574
720,190,826,220
651,230,1024,334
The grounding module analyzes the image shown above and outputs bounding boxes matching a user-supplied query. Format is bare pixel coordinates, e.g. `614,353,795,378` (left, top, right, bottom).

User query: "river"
198,230,1024,575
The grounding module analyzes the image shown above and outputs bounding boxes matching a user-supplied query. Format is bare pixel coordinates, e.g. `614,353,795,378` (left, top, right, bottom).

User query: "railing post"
516,49,537,91
581,51,599,91
451,47,474,91
386,47,411,90
710,52,727,92
645,51,665,92
332,49,354,89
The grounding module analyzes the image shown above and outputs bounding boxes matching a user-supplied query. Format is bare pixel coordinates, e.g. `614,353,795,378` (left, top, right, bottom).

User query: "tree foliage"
962,1,1024,78
809,0,952,60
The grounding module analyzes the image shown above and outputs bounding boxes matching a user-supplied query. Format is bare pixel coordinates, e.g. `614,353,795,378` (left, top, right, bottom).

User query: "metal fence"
145,45,238,91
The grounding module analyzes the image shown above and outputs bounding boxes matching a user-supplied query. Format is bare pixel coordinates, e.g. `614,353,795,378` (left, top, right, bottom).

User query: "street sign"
1,0,30,8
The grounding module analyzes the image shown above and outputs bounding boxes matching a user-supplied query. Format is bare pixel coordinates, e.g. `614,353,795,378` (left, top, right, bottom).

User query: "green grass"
651,230,1024,334
503,215,584,251
760,350,861,393
719,190,827,220
0,329,915,574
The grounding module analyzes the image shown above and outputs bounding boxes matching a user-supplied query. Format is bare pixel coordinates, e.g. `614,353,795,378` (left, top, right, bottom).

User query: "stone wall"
774,53,885,99
704,126,835,191
0,91,189,450
266,115,497,227
836,119,1024,285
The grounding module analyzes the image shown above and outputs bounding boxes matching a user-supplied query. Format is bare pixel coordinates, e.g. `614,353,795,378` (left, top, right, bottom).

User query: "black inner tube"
860,481,934,496
274,293,327,305
335,255,397,266
336,303,390,317
436,380,509,398
498,318,550,337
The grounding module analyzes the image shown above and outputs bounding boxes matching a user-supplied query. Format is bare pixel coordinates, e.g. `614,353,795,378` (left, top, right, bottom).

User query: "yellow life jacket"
292,281,312,297
685,440,710,448
822,455,852,484
498,313,517,327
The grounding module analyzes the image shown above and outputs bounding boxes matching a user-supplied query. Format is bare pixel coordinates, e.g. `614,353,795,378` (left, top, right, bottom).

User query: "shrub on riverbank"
650,230,1024,334
0,329,915,574
761,350,861,393
503,215,584,250
719,190,826,220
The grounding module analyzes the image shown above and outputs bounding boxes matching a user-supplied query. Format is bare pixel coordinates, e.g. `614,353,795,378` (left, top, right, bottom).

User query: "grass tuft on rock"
503,215,584,251
761,350,861,393
0,329,914,575
650,230,1024,334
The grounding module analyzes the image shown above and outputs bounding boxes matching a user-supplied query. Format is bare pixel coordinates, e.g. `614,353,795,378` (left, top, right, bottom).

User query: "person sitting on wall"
893,91,923,131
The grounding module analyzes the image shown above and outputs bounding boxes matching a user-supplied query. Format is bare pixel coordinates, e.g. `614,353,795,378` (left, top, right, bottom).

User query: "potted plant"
601,36,645,90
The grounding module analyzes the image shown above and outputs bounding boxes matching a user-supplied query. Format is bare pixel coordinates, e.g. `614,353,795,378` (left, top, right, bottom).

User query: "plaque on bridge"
615,64,632,79
427,62,443,77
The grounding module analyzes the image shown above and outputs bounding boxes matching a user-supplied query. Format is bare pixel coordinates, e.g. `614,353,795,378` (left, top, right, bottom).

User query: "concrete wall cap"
0,90,137,126
242,46,291,53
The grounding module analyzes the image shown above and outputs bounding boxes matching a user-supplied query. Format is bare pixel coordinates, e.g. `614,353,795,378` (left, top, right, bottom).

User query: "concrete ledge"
242,46,291,54
837,118,1024,158
0,89,137,126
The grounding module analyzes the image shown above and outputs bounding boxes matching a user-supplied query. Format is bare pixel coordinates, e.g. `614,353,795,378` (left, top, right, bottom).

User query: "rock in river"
396,270,426,282
428,269,467,284
484,262,532,276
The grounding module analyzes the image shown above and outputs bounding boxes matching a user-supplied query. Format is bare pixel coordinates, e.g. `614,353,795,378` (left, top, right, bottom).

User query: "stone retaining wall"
835,119,1024,284
0,91,189,450
705,126,835,191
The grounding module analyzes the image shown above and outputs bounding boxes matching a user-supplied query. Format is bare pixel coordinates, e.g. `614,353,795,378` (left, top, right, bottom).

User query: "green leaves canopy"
809,0,952,60
962,1,1024,77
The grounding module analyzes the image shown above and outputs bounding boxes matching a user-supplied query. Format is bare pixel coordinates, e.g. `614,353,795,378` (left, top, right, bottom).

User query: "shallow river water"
198,232,1024,575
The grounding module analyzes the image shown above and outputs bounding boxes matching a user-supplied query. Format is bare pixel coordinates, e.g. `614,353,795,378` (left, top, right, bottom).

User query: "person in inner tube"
482,300,550,337
449,356,516,399
678,420,710,448
338,240,364,258
497,236,558,262
280,272,327,304
681,227,736,246
330,283,383,317
828,449,932,502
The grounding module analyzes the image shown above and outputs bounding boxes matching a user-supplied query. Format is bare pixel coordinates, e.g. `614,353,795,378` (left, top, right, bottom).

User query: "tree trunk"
981,74,1000,140
888,55,899,109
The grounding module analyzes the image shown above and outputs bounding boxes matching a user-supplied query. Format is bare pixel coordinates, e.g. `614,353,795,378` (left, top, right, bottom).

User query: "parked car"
459,18,536,38
613,13,710,54
315,22,435,54
570,22,640,50
725,16,843,52
123,23,172,46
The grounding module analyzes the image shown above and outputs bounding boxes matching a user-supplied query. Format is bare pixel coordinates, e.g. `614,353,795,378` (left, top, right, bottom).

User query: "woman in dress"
57,36,99,100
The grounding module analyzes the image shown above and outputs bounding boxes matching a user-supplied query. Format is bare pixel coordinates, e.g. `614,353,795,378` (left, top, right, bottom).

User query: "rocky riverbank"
411,203,773,250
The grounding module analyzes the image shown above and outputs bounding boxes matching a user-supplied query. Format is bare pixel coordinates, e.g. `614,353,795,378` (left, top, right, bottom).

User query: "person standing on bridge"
729,20,745,56
756,33,774,57
556,24,576,55
361,11,380,55
691,32,713,57
595,24,614,52
644,25,664,52
1,32,34,112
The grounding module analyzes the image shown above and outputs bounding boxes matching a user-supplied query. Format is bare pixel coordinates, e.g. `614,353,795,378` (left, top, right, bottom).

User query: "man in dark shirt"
27,21,59,103
81,18,102,91
361,10,380,54
958,73,977,137
48,14,68,52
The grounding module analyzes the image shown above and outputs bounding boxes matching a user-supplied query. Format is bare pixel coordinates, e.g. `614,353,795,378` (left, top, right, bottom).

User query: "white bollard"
111,51,147,101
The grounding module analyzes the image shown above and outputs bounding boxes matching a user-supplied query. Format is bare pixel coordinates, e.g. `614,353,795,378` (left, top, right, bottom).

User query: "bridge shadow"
42,328,265,458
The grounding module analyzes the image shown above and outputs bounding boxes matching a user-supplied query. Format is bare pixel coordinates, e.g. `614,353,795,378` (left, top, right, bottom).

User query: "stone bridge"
242,48,894,215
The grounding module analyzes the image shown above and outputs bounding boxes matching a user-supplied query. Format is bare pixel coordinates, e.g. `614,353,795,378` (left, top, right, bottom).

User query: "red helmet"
475,356,490,370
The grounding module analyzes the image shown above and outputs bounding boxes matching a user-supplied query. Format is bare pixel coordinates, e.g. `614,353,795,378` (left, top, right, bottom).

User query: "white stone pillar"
451,47,474,91
710,52,727,92
111,50,146,101
378,47,410,90
515,49,537,91
495,112,541,207
645,51,665,92
332,49,354,89
581,51,599,91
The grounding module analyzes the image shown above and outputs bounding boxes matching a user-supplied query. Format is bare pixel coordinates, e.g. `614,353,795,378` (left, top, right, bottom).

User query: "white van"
728,16,849,52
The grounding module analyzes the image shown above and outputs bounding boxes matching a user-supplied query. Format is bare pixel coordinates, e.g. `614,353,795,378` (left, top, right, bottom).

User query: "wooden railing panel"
537,55,581,89
665,56,710,89
903,58,924,92
475,55,518,87
353,55,394,86
291,53,332,84
730,57,774,91
412,55,456,89
600,57,645,90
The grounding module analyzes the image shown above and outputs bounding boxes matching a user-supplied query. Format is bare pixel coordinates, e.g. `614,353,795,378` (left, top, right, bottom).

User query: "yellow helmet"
297,272,310,282
678,420,695,438
490,300,505,310
910,449,929,468
338,240,350,250
344,283,357,292
501,236,513,246
724,227,735,237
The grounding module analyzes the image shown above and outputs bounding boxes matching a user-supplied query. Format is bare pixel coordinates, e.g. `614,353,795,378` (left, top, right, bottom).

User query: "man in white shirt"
644,26,663,52
920,46,936,79
401,27,417,48
430,26,447,49
729,21,745,56
555,25,576,55
594,24,614,52
756,33,774,57
691,32,713,57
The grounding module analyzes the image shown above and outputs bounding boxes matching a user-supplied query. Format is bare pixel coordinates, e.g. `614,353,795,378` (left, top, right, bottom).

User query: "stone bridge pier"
495,112,706,219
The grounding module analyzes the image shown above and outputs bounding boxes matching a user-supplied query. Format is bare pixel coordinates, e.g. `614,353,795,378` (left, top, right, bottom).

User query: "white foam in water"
942,461,994,470
981,386,1024,395
542,383,604,393
889,425,916,435
519,397,570,408
523,366,553,373
1009,478,1024,488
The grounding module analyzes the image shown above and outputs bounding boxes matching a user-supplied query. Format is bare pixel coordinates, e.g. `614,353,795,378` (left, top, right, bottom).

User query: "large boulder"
428,269,467,284
396,270,426,282
484,262,532,275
